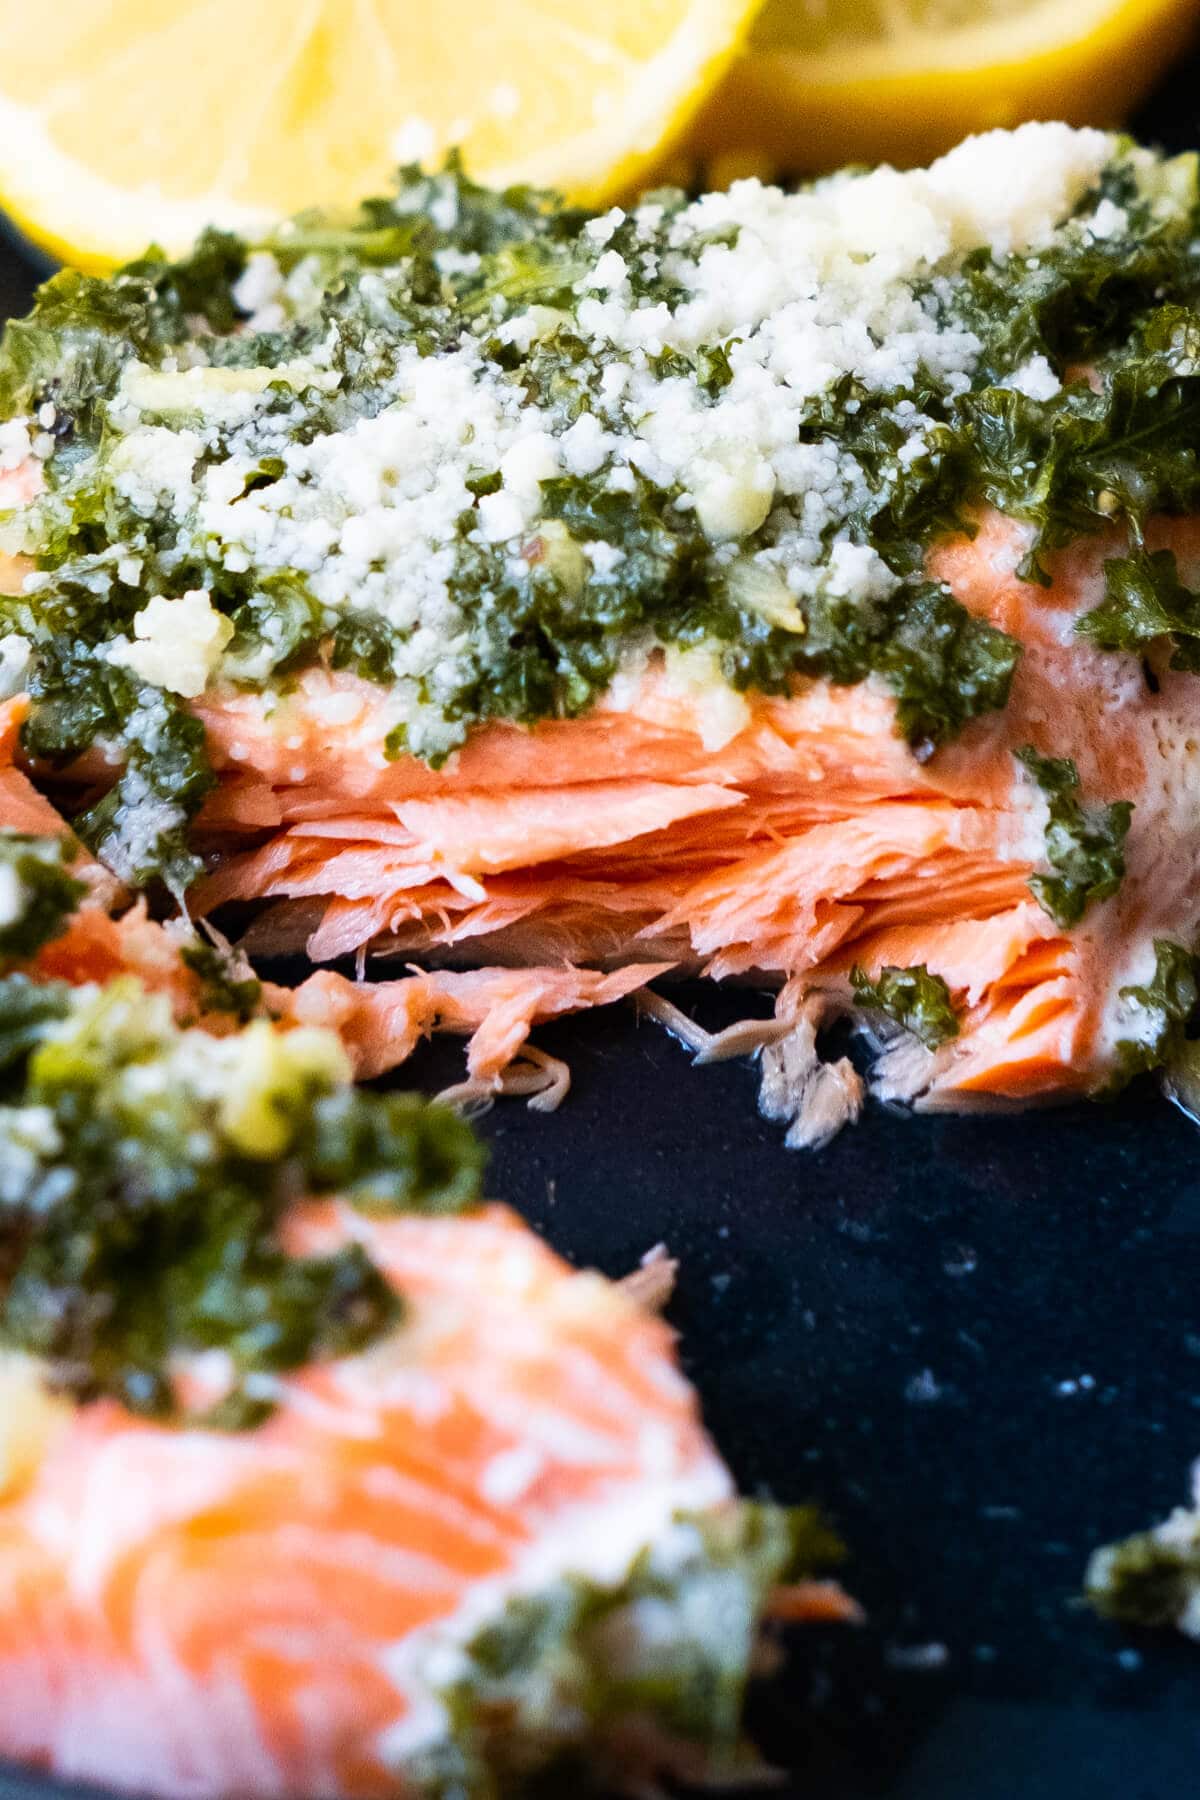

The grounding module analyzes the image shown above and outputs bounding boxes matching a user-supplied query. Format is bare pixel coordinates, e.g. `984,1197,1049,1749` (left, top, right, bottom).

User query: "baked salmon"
0,920,852,1798
2,123,1199,1136
0,715,668,1096
0,1205,831,1798
186,504,1200,1129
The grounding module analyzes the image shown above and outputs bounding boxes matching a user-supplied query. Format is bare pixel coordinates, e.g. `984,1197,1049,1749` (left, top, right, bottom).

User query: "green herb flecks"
873,584,1021,759
1086,1497,1200,1633
179,939,264,1023
0,974,72,1075
383,152,590,260
944,148,1200,585
1111,937,1199,1085
1015,746,1133,928
4,575,216,896
433,470,1021,763
0,833,86,966
953,149,1200,385
696,338,741,397
958,339,1200,585
1076,548,1200,670
74,695,214,895
0,226,255,471
221,571,328,683
414,1503,844,1799
850,963,960,1048
0,978,484,1421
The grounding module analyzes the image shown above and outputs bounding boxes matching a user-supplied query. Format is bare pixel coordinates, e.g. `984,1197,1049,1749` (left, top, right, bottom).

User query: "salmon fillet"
0,699,122,907
183,503,1200,1118
0,709,670,1093
0,886,852,1797
30,893,669,1092
3,480,1193,1136
0,1202,843,1798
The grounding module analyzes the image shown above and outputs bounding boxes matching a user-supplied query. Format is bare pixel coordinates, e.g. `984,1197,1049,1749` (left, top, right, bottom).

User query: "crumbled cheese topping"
93,763,187,884
109,590,234,698
0,632,31,700
0,418,32,472
917,123,1110,257
0,862,22,927
10,122,1125,750
1003,354,1062,402
109,424,204,517
1086,196,1129,242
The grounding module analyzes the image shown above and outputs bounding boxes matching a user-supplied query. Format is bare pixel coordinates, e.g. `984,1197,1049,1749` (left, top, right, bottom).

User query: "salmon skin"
2,124,1200,1140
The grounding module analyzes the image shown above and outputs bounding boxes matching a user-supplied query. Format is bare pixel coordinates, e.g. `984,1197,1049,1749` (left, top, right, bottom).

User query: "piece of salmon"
0,697,123,909
26,894,667,1093
178,505,1200,1123
9,496,1200,1130
0,706,669,1093
0,1201,848,1798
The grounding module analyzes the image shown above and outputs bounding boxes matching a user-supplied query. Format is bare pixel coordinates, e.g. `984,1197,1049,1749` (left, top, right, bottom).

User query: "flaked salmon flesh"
0,1201,820,1797
161,507,1200,1117
0,695,671,1092
6,497,1200,1125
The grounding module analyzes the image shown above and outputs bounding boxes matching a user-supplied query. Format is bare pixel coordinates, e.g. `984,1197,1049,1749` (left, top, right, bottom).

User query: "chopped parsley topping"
1111,937,1199,1085
419,1503,843,1798
1015,746,1133,928
11,608,213,895
868,584,1020,762
953,312,1200,584
1086,1493,1200,1633
850,963,960,1048
179,936,264,1022
0,975,484,1421
6,128,1192,883
0,831,85,965
1077,549,1200,671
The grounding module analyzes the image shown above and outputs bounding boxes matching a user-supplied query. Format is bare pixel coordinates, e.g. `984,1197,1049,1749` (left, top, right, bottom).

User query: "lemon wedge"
0,0,759,272
692,0,1200,176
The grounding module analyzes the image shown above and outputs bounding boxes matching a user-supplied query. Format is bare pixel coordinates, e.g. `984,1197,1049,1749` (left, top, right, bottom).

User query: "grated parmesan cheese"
0,632,31,700
109,590,234,698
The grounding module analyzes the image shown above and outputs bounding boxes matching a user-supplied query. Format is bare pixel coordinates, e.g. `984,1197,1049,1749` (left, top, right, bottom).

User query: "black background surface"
7,47,1200,1800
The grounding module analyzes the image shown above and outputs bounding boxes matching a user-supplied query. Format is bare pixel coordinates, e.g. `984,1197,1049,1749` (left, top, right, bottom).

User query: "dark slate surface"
6,44,1200,1800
